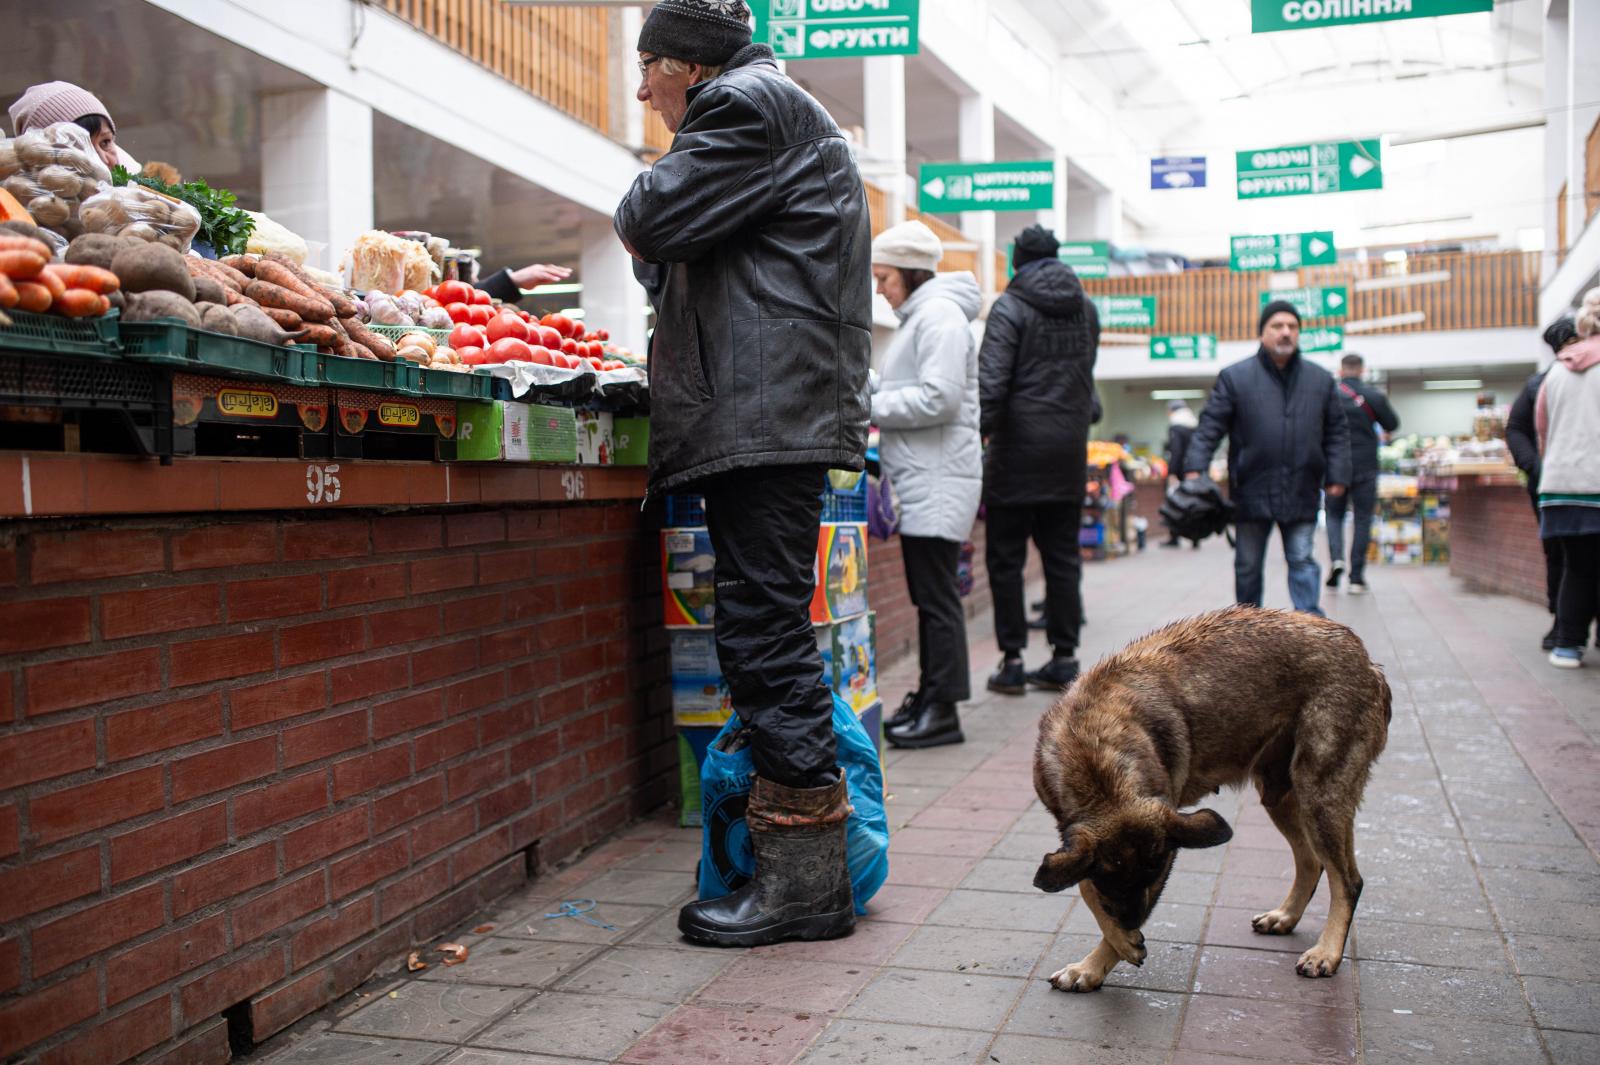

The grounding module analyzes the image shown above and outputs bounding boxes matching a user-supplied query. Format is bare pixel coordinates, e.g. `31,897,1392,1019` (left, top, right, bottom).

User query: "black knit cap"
1543,315,1577,354
638,0,753,68
1259,299,1302,333
1012,225,1060,270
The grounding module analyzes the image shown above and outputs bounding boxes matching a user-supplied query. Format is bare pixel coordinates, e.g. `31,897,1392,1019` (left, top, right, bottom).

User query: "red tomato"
603,360,624,371
458,346,488,365
488,337,533,363
541,313,576,338
593,341,611,360
596,329,610,341
445,302,472,324
422,286,438,300
449,323,488,350
586,356,605,372
555,353,577,369
466,304,494,327
436,280,472,306
470,288,492,306
559,338,579,356
486,313,530,343
534,325,562,349
528,345,554,366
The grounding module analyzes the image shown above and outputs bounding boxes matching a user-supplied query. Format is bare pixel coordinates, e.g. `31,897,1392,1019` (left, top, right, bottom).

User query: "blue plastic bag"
698,693,889,914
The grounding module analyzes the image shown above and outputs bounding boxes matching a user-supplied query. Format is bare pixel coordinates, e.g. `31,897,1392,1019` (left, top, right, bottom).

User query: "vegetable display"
111,165,254,256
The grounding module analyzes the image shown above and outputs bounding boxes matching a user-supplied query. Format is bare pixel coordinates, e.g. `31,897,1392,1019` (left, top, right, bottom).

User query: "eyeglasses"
637,55,663,79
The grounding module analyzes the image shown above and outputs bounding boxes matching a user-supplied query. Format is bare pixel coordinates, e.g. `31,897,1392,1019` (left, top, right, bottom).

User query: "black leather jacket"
1334,375,1400,482
614,44,871,494
978,260,1100,505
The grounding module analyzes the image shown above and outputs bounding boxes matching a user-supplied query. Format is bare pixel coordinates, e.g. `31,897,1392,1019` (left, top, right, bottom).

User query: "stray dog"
1032,606,1390,992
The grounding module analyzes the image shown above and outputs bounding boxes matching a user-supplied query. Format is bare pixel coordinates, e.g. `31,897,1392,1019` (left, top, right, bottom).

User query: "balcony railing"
1083,250,1540,340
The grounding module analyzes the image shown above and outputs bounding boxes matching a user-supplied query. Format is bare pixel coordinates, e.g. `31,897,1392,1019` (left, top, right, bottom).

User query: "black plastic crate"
0,351,171,457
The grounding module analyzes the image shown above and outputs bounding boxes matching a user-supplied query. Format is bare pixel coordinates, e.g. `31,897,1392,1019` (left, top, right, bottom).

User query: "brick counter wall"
0,504,673,1064
1448,478,1546,607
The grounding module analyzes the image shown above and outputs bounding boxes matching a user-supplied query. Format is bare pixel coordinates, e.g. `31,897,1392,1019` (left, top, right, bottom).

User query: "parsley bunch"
112,165,256,256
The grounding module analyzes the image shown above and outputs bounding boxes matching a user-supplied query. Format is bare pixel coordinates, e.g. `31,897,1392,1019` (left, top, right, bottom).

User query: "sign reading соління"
1251,0,1493,34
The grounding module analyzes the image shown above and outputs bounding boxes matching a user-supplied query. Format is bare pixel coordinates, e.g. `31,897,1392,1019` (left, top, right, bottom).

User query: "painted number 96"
561,471,586,501
306,464,343,505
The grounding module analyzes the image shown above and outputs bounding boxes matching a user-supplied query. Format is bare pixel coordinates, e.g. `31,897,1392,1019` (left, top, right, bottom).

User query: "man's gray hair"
660,56,724,81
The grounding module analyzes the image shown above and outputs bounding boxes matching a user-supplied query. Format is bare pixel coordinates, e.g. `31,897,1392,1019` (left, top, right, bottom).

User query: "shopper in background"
1185,301,1351,614
868,221,982,750
979,224,1099,694
477,263,574,306
613,0,871,946
1326,353,1400,594
1161,399,1200,548
1535,288,1600,669
1507,317,1587,650
7,80,132,171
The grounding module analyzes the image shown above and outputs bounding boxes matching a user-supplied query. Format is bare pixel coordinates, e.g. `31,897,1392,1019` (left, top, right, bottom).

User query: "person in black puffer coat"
979,225,1099,695
1325,353,1400,595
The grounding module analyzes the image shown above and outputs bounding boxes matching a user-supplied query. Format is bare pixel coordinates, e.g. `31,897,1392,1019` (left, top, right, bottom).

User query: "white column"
579,212,648,357
958,93,996,293
861,55,908,225
614,6,646,149
1044,153,1070,238
260,88,373,274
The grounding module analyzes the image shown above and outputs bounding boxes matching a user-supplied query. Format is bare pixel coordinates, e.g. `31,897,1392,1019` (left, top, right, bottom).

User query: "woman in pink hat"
7,80,133,172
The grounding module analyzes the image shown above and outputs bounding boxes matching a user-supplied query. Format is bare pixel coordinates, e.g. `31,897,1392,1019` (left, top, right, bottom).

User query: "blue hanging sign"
1151,156,1207,190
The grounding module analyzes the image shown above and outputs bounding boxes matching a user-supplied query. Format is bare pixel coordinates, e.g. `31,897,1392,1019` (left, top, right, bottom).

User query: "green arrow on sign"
1260,286,1348,319
754,0,921,60
1150,335,1218,361
1230,231,1336,272
1090,295,1157,328
1236,141,1382,199
1299,326,1345,355
1252,0,1492,35
920,161,1055,213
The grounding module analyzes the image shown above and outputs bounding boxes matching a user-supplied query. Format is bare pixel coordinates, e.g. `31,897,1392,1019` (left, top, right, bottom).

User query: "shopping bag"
698,693,889,914
866,471,900,541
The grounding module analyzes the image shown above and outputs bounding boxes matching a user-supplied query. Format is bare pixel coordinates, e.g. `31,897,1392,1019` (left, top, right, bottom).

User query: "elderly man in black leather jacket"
614,0,871,949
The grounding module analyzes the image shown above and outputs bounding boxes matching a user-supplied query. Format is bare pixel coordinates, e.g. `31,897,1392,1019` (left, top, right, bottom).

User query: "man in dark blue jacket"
1326,353,1400,594
1185,301,1351,613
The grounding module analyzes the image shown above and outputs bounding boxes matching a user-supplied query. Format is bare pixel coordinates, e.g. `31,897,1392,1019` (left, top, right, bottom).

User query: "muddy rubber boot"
678,775,854,948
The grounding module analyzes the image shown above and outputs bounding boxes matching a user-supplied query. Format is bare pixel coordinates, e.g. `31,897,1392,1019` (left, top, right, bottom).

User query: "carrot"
30,268,65,301
244,279,334,322
0,248,47,278
43,263,119,295
343,319,397,362
316,284,358,319
0,274,15,309
257,257,324,302
0,235,52,259
296,323,340,348
13,281,51,313
205,259,251,291
222,286,252,307
221,254,258,277
260,306,304,330
53,288,108,318
336,337,376,361
185,257,239,292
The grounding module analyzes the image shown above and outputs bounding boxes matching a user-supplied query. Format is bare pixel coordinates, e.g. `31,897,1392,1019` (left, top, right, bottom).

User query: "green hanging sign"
1260,286,1349,319
1299,326,1346,354
754,0,921,60
1090,295,1157,329
1236,141,1383,199
1231,232,1336,271
1150,335,1218,361
1252,0,1493,35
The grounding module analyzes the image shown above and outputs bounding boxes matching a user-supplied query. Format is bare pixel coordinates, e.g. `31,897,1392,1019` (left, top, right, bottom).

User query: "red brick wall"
1449,478,1546,607
0,504,673,1064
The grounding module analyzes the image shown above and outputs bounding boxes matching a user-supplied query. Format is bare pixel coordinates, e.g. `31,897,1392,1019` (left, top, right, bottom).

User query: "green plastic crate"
0,309,122,359
366,324,453,344
119,319,309,383
418,366,494,401
298,350,422,394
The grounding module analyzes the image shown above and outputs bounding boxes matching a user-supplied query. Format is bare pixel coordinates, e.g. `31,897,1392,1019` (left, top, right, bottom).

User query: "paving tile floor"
250,540,1600,1064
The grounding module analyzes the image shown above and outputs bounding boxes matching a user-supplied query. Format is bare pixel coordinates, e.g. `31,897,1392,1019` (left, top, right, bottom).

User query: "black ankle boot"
987,656,1027,695
886,700,964,749
678,776,854,948
886,689,925,730
1027,654,1079,690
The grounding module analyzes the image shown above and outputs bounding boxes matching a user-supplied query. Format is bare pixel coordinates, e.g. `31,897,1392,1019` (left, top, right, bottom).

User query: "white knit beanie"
871,221,943,273
8,82,115,136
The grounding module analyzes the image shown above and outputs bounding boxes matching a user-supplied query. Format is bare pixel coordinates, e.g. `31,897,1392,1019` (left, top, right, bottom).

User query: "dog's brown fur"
1032,606,1390,992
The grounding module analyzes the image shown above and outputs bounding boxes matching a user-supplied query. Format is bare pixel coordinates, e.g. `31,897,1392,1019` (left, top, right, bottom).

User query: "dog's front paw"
1295,947,1342,978
1109,928,1146,967
1049,962,1106,993
1251,909,1299,935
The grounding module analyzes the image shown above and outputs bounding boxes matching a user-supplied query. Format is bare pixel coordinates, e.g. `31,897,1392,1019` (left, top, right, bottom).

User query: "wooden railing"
1083,250,1541,340
1587,116,1600,223
380,0,611,136
864,182,891,240
643,110,674,155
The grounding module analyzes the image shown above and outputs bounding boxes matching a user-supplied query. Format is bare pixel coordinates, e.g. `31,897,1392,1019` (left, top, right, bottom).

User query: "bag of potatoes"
79,184,202,252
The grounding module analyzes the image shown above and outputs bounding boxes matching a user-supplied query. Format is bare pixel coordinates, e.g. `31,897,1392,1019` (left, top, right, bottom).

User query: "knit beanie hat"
638,0,753,68
1012,225,1060,270
8,81,114,136
1544,315,1578,351
871,220,943,273
1259,299,1302,333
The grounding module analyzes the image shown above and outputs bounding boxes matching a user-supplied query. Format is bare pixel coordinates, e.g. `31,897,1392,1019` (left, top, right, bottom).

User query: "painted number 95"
306,464,343,505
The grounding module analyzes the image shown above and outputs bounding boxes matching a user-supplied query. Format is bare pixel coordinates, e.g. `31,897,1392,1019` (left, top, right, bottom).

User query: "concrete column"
579,212,648,357
260,88,373,274
861,55,908,225
958,93,996,293
612,6,646,149
1041,153,1069,237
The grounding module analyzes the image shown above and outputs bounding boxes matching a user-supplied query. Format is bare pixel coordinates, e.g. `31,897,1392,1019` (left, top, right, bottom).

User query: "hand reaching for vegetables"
509,263,573,288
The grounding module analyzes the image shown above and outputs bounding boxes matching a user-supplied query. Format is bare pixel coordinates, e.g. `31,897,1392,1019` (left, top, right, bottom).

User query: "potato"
27,195,70,228
198,302,239,335
120,222,160,243
111,242,196,301
0,219,44,242
36,166,82,199
3,174,38,202
65,233,125,270
0,141,18,179
122,290,201,327
191,275,227,306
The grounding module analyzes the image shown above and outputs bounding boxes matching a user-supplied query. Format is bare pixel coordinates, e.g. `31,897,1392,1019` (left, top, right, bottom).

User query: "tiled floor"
250,541,1600,1064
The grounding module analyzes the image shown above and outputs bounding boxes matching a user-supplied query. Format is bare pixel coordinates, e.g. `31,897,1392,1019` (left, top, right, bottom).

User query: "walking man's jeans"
1325,477,1378,580
699,464,836,789
901,535,972,702
1235,519,1322,613
986,502,1084,655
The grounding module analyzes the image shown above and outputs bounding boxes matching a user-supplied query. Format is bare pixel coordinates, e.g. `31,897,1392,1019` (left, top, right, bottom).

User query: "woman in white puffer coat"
869,221,983,750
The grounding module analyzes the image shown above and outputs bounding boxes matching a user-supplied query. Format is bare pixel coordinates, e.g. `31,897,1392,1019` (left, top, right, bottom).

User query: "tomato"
528,345,554,366
585,356,605,372
422,286,438,301
449,323,488,350
596,329,609,342
533,325,561,349
486,313,530,344
555,338,576,356
436,280,472,306
466,304,493,327
555,353,577,369
542,313,579,338
444,302,472,324
470,288,492,306
484,337,532,363
458,346,488,365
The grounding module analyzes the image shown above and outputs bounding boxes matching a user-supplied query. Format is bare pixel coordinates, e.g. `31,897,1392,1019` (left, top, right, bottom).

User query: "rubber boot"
886,700,964,749
678,775,854,948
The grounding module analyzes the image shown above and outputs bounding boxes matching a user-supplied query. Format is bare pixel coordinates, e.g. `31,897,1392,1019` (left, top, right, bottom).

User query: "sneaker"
1326,562,1345,590
987,657,1027,696
1549,647,1583,669
1027,655,1080,691
1542,625,1559,652
1348,579,1368,596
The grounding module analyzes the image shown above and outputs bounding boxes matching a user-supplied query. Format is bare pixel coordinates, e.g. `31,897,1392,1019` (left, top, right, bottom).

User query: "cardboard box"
663,527,716,628
454,401,577,463
811,522,869,624
575,410,614,465
817,613,878,715
613,416,649,467
858,700,883,758
671,630,734,727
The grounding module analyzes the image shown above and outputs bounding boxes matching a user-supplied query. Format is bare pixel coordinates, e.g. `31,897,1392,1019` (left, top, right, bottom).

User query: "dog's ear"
1166,808,1233,850
1033,834,1093,893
